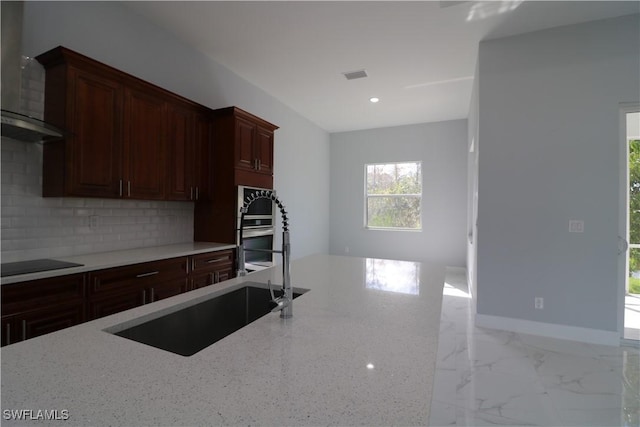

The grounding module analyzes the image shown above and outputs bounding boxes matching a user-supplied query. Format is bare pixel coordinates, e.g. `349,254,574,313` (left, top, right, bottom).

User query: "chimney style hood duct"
1,1,63,142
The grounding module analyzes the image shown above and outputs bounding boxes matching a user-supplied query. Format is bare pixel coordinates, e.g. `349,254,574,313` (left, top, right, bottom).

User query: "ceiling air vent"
342,69,368,80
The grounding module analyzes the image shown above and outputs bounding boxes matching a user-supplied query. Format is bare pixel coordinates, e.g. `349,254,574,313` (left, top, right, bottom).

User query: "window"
365,161,422,230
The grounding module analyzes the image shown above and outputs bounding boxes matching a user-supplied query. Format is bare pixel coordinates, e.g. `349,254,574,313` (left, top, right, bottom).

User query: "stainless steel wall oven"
237,185,275,269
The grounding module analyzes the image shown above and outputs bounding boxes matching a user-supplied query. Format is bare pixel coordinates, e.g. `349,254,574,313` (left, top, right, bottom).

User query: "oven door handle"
242,228,275,238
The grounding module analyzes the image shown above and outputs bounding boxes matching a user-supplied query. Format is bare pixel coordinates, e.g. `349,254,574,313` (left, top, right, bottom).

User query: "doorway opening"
625,110,640,342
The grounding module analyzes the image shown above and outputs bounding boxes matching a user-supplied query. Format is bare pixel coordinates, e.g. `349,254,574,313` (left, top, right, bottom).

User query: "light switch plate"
569,220,584,233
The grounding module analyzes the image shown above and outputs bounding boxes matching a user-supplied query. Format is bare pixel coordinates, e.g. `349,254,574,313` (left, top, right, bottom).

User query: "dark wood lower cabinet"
87,257,188,321
189,249,234,290
149,279,189,302
87,278,188,320
1,250,235,346
3,303,85,345
1,273,86,346
87,289,146,321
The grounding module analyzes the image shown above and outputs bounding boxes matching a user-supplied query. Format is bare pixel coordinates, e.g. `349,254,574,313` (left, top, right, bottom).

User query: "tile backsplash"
1,58,194,263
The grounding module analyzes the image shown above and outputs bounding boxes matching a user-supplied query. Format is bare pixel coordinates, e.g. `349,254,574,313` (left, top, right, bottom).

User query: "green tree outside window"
366,162,422,230
628,139,640,294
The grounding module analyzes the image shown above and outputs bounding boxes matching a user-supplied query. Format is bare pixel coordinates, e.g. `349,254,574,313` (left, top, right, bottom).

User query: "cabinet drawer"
1,274,85,310
2,302,85,346
190,250,234,272
88,257,188,295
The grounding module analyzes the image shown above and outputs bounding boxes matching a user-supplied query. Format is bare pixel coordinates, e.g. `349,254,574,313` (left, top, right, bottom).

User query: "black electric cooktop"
1,259,84,277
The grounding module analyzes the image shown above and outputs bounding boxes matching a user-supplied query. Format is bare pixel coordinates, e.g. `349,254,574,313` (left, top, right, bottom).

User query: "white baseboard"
475,314,620,346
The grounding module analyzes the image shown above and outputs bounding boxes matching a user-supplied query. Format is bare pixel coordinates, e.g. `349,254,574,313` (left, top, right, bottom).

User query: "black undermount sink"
112,283,308,356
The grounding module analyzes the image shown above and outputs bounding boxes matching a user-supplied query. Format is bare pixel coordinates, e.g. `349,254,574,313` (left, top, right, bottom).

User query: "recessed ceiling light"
369,97,380,103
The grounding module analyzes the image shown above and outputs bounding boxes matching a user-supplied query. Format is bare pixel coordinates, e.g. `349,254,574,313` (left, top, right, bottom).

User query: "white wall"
476,14,640,336
4,1,330,262
467,60,479,308
329,120,468,266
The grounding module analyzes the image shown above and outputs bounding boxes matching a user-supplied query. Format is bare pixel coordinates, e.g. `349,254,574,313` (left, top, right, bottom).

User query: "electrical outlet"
569,220,584,233
534,297,544,310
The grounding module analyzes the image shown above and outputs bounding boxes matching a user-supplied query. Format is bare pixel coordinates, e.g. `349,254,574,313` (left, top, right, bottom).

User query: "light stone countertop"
0,242,236,285
0,254,445,426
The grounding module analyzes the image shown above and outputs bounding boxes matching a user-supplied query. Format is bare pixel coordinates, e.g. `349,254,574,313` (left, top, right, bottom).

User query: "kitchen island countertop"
0,254,444,426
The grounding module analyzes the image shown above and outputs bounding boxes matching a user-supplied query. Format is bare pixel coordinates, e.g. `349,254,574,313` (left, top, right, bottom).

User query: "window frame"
364,161,423,231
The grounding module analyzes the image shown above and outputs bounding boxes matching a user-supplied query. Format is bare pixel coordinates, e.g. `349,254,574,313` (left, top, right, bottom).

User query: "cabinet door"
255,126,274,175
20,303,85,342
123,88,166,200
193,112,212,201
1,273,86,346
1,316,16,347
88,289,145,320
166,102,194,201
234,117,256,171
150,279,189,302
191,272,215,290
66,67,123,197
216,267,234,283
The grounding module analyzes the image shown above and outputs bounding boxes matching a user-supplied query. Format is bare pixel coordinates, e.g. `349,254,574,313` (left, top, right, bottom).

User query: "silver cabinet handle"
119,179,123,197
22,320,26,341
127,181,131,197
6,323,11,345
136,271,159,278
142,289,147,304
206,257,226,264
150,288,155,303
258,159,261,171
195,187,199,200
209,273,215,285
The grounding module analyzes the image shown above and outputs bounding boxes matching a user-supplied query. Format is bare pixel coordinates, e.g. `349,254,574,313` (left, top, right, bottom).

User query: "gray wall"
329,120,468,266
2,1,330,262
476,14,640,332
467,60,479,308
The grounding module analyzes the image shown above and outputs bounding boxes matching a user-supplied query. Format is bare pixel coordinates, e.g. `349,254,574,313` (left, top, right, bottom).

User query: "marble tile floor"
429,268,640,427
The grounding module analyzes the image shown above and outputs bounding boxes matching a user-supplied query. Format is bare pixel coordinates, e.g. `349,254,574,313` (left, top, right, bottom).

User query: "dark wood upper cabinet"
123,87,166,200
235,116,257,172
69,69,123,197
255,125,274,175
41,64,124,198
226,107,278,187
193,111,213,201
212,106,278,189
36,46,212,202
165,101,193,201
165,101,211,201
194,107,277,243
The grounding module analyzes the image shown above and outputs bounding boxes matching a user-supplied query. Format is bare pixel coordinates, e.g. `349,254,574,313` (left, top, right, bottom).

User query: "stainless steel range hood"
1,109,63,142
1,1,63,143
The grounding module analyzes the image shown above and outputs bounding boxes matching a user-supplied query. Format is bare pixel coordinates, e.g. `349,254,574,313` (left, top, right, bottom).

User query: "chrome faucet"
237,190,293,318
